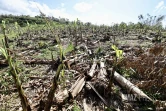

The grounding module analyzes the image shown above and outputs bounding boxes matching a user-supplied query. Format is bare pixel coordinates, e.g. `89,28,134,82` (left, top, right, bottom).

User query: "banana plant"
41,11,74,110
2,20,9,48
44,43,74,111
111,45,123,59
26,20,30,27
109,45,124,93
1,21,31,111
2,20,6,29
0,44,31,111
14,21,23,35
0,47,7,59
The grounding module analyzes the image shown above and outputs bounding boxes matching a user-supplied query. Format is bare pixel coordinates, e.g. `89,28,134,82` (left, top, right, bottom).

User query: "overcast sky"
0,0,166,25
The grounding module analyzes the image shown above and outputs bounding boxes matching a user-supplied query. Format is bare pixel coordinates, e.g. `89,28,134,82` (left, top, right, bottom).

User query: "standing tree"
138,14,165,30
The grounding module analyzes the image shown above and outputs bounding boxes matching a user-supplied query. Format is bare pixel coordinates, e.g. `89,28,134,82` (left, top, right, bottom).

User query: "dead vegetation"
0,21,166,111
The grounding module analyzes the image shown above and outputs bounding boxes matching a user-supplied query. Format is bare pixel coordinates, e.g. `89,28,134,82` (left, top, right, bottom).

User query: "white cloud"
0,0,145,25
0,0,36,16
0,0,75,20
154,1,165,13
73,2,92,13
155,1,164,9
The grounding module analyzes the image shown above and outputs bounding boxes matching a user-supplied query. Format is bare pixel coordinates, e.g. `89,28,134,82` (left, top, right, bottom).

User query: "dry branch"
86,82,112,108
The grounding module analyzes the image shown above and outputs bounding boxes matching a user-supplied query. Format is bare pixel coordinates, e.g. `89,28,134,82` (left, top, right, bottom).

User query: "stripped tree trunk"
114,71,153,102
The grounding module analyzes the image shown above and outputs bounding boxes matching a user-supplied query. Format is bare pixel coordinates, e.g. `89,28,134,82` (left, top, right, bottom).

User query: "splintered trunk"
8,58,31,111
113,71,153,102
44,64,63,111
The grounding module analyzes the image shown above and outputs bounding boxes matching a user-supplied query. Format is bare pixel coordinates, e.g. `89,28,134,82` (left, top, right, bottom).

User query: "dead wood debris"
1,33,166,110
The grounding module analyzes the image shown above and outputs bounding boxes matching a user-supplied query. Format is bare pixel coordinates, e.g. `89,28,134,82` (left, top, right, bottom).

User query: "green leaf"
72,104,81,111
116,50,123,59
63,43,74,55
15,22,18,29
111,45,123,59
111,45,118,51
0,47,7,60
96,47,101,54
105,107,113,111
2,20,6,28
26,20,30,27
61,69,65,77
58,44,63,61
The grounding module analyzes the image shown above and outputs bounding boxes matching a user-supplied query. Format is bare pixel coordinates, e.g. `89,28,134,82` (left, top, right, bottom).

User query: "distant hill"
0,14,71,27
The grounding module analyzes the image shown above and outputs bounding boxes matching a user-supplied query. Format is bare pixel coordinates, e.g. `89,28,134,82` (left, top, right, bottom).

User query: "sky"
0,0,166,25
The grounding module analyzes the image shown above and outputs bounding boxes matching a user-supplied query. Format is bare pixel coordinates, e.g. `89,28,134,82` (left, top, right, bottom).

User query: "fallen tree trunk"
113,71,153,102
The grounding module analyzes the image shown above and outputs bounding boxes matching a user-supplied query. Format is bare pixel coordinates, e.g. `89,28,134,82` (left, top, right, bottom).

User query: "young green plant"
0,20,31,111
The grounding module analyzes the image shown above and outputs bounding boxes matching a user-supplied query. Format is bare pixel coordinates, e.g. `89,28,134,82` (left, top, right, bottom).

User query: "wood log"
114,71,153,102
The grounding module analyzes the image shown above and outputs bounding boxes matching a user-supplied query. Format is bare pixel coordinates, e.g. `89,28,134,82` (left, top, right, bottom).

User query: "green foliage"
119,22,127,29
2,20,6,28
72,103,81,111
111,45,118,51
26,20,30,27
38,41,48,48
119,67,136,78
60,67,65,77
63,42,74,56
95,47,102,54
105,107,113,111
0,47,7,59
138,14,165,30
111,45,123,59
57,42,74,61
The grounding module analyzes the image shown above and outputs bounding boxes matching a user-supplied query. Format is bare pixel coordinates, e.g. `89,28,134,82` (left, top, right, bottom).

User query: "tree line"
0,14,165,31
